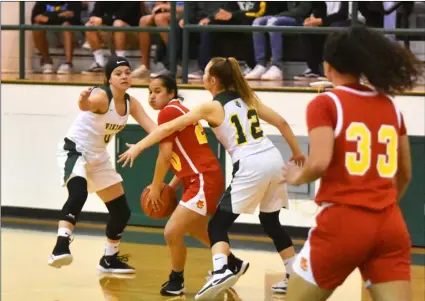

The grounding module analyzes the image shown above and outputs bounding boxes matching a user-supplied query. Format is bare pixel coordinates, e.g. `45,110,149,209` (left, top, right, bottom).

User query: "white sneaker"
188,69,203,79
244,64,267,80
195,268,237,300
57,63,72,74
261,65,283,80
131,64,150,78
271,277,288,294
42,63,53,74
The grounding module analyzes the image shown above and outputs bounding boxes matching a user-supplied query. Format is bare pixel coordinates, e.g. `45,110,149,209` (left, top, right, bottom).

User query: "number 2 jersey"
158,99,221,178
308,83,407,210
211,91,275,164
65,86,130,154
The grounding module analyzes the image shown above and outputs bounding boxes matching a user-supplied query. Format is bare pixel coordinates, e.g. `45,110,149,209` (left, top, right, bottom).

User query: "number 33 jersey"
211,91,275,164
158,99,221,178
308,84,407,210
66,86,130,153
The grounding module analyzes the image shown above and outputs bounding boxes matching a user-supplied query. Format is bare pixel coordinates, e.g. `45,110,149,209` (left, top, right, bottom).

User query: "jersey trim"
215,91,240,106
335,86,378,97
324,92,343,137
166,104,186,115
175,137,200,174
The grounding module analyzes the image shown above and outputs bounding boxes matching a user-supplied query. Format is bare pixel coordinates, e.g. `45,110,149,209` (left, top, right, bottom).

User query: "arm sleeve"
306,94,337,132
157,107,184,142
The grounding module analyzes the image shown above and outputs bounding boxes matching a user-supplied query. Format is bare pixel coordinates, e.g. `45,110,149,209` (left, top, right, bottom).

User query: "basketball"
140,183,177,219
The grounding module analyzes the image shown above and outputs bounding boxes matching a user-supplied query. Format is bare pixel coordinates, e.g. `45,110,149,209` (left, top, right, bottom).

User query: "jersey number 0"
345,122,398,178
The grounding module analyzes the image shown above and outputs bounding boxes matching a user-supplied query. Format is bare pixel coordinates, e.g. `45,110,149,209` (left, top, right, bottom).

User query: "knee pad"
208,210,239,247
61,176,88,225
105,194,131,240
259,211,293,252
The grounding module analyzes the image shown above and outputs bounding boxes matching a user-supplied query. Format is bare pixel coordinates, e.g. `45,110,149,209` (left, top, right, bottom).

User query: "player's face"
148,79,174,110
109,66,132,90
203,62,215,92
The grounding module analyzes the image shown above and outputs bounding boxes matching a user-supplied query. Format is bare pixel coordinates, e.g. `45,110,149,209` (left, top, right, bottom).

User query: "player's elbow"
78,101,91,111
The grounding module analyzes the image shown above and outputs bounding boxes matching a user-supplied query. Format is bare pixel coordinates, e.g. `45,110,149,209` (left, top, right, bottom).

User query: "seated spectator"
188,1,278,79
245,1,313,80
31,1,82,74
132,1,184,78
295,1,349,80
83,1,143,74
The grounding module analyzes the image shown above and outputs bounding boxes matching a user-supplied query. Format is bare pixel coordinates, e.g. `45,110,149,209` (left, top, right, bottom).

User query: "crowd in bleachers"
31,1,418,81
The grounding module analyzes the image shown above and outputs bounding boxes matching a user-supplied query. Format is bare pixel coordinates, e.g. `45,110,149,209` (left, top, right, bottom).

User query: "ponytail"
209,57,261,109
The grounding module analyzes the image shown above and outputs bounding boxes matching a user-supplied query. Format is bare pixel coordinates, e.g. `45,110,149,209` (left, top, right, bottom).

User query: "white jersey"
65,86,130,153
212,91,275,163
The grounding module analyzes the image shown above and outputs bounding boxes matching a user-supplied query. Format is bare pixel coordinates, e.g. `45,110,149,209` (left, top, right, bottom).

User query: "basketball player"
282,26,422,301
118,57,306,299
142,74,248,296
48,56,157,274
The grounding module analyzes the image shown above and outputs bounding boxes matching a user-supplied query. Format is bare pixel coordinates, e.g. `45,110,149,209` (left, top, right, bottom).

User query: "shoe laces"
114,253,131,263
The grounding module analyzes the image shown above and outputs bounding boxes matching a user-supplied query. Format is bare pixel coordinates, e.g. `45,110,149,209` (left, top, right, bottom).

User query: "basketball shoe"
195,265,238,300
160,271,185,296
271,274,289,293
48,236,73,268
97,252,136,274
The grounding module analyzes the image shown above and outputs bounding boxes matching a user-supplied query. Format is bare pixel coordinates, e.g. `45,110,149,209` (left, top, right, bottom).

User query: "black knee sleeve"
105,194,131,240
259,211,293,252
208,209,239,247
61,177,88,225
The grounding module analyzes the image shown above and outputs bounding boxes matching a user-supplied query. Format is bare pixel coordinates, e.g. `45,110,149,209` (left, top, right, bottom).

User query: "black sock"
171,270,184,279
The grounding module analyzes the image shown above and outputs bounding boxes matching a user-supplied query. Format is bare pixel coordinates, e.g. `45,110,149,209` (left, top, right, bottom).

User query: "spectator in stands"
83,1,143,74
31,1,82,74
295,1,349,80
245,2,313,80
188,2,281,79
132,2,185,78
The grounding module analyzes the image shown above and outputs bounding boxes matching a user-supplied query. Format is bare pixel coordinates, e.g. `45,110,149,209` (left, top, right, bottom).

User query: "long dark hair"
323,25,423,95
153,74,183,100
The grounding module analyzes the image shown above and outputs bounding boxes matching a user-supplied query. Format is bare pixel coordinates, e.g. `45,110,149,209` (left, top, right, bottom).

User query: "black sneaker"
160,272,185,296
48,236,73,268
228,256,250,279
97,252,136,274
294,69,324,81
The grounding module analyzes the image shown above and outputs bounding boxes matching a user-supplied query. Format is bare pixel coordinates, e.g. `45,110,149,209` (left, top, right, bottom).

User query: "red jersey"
307,84,407,211
157,99,221,178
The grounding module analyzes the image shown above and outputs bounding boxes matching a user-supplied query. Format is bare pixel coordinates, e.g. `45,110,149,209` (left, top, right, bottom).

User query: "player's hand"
215,9,232,21
79,87,92,103
147,185,163,212
290,153,306,166
59,10,74,18
281,161,303,186
34,14,49,24
117,143,143,168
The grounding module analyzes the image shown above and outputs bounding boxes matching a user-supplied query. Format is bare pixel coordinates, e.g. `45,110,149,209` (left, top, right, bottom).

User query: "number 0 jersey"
66,86,130,153
308,83,407,210
211,91,275,163
158,99,221,178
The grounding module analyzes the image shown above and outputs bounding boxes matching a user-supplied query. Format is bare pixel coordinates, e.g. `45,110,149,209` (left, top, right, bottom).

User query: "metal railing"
1,2,424,83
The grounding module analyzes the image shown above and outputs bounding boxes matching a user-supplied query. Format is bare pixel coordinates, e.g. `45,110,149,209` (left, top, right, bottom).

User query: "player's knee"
208,210,235,246
154,13,169,26
113,19,127,27
61,176,88,225
259,211,293,252
140,15,153,26
164,224,184,246
105,194,131,240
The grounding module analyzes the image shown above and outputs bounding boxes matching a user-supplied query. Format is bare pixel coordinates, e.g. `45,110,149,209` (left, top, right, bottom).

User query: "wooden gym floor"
2,73,425,96
2,217,424,301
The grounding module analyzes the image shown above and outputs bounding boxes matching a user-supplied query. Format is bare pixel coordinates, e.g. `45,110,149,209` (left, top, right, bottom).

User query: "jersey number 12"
230,109,264,145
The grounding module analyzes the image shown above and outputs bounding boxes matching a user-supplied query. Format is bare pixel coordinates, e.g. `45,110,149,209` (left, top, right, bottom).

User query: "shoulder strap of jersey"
124,93,130,115
101,85,113,105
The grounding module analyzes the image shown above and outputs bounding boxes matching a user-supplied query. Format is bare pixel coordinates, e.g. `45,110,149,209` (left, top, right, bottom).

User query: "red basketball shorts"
293,203,411,290
180,169,225,216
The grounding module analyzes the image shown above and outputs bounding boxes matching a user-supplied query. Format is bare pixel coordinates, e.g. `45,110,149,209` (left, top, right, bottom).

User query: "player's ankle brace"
259,211,293,252
60,176,88,225
105,194,131,240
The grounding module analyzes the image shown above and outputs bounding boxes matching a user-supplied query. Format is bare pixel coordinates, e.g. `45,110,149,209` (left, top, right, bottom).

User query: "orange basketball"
141,183,177,219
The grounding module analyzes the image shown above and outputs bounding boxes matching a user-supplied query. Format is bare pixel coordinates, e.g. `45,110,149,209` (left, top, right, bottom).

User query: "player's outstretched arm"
78,88,109,113
117,101,219,168
257,102,305,164
129,96,157,133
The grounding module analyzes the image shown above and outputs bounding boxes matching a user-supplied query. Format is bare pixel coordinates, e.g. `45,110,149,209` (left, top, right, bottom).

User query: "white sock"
58,227,72,237
93,49,106,66
213,253,228,272
115,50,126,57
105,241,120,256
284,256,296,276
